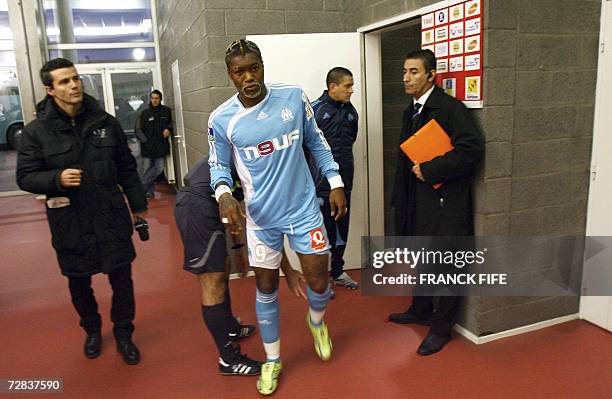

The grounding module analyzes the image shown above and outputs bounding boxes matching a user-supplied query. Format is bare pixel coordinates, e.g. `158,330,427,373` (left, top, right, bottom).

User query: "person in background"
136,89,172,199
307,67,359,290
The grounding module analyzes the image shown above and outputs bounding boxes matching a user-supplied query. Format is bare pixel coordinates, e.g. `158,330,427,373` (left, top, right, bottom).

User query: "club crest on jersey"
243,130,299,160
280,107,294,122
207,127,215,142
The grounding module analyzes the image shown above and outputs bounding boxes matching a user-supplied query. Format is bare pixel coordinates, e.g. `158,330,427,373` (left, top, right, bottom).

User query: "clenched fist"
60,168,83,188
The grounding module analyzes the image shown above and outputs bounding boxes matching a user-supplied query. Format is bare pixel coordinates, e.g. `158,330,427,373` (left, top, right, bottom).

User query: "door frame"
75,63,176,183
75,62,160,117
581,0,612,332
170,60,189,187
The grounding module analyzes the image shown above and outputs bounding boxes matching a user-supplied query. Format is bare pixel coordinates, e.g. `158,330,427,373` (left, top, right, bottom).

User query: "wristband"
215,184,232,202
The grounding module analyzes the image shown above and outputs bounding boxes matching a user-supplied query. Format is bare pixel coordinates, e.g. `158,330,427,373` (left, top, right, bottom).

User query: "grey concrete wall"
464,0,599,336
346,0,441,31
156,0,347,166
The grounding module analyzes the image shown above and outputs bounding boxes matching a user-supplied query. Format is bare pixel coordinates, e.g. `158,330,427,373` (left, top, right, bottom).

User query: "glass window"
0,0,16,66
0,71,24,151
111,71,153,135
79,73,105,108
44,0,153,44
0,71,24,192
49,47,155,64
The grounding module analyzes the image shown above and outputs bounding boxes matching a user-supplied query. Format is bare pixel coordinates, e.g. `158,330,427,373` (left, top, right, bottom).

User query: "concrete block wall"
156,0,347,166
465,0,600,336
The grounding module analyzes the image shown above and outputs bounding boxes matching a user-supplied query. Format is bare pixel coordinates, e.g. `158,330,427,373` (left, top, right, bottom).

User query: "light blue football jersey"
208,83,341,229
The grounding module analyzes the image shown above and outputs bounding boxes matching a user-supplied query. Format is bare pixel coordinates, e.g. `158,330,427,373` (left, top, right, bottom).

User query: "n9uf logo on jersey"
243,130,300,160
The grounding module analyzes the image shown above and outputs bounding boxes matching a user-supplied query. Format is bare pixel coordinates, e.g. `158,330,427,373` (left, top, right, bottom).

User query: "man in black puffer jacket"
16,58,147,365
136,89,172,199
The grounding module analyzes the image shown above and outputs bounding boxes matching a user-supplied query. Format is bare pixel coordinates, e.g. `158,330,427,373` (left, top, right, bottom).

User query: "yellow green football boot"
307,314,333,361
256,360,282,395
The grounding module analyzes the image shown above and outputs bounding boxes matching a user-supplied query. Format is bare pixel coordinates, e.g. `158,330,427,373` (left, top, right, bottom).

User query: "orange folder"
400,119,454,189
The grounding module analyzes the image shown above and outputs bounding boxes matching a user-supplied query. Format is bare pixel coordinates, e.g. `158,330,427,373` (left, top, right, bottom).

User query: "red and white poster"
421,0,483,108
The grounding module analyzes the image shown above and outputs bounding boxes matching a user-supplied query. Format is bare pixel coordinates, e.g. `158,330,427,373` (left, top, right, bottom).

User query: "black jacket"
17,94,147,277
392,86,484,236
307,90,358,195
136,104,172,158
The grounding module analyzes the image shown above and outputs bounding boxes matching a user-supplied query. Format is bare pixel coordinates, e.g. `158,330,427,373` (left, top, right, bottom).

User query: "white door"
171,60,189,186
581,0,612,333
247,33,366,271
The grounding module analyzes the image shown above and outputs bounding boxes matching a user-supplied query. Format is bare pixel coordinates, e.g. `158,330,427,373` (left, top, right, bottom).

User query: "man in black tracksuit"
16,58,147,365
307,67,359,289
136,89,172,198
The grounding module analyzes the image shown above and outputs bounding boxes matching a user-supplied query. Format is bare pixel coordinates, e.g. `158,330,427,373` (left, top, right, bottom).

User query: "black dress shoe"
84,332,102,359
116,339,141,365
417,333,451,356
388,309,431,325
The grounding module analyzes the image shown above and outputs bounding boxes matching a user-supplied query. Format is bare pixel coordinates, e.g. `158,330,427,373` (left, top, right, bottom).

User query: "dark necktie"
410,103,422,132
411,103,422,121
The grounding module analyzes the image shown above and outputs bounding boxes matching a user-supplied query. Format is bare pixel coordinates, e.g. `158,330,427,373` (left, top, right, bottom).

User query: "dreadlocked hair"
224,39,262,67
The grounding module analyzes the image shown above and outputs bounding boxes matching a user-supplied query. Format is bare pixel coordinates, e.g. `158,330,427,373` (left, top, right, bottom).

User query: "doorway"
76,63,174,183
247,32,365,270
378,21,421,235
76,64,157,132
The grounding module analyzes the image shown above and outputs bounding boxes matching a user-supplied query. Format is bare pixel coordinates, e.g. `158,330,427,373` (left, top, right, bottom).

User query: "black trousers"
67,265,135,340
320,191,351,279
411,295,460,336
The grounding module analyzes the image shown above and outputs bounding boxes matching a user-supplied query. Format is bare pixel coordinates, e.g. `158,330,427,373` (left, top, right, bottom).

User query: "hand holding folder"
400,119,454,189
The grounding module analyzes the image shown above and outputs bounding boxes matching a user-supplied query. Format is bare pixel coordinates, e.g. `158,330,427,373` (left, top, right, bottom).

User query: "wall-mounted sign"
421,0,483,107
437,58,449,73
450,38,463,55
449,21,464,39
449,4,464,21
435,9,449,25
443,78,457,97
435,41,449,57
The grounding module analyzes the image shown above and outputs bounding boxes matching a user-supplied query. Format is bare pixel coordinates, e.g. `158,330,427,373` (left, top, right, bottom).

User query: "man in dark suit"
389,49,484,355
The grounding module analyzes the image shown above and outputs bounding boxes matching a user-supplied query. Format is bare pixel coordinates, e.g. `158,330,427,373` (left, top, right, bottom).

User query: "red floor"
1,186,611,399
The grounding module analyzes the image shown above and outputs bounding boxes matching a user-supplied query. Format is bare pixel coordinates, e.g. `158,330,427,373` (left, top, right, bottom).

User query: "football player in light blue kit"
208,39,347,396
